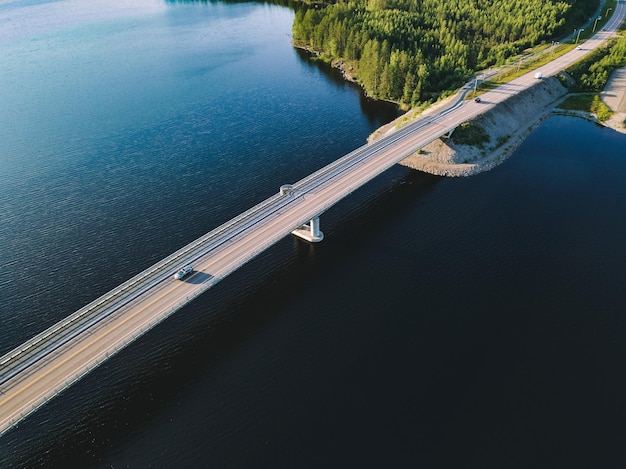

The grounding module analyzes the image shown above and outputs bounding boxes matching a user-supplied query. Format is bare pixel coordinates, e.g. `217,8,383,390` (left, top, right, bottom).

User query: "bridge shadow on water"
320,167,443,242
185,271,214,285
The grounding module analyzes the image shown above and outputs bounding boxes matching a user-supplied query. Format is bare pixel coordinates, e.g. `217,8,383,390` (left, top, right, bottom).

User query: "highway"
1,3,624,436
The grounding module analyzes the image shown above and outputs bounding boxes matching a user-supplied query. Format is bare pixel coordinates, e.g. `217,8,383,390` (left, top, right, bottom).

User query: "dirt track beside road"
602,67,626,113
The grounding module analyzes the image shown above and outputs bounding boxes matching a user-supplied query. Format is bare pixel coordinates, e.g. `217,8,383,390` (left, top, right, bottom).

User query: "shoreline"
371,72,626,177
295,42,626,177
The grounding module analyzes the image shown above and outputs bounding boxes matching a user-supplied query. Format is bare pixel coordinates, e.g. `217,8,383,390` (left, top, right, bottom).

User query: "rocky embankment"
373,77,569,177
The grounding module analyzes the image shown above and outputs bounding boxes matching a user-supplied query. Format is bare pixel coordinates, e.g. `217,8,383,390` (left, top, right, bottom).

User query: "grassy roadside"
475,0,619,96
557,94,613,121
560,20,626,122
473,7,626,127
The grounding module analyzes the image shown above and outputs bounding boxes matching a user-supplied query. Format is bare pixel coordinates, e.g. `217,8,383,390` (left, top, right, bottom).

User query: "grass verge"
558,94,613,121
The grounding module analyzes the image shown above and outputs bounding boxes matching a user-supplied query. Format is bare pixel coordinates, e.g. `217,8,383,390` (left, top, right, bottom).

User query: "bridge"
1,5,624,436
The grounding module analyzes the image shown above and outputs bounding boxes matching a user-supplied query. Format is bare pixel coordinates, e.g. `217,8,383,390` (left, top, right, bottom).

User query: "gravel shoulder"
601,66,626,131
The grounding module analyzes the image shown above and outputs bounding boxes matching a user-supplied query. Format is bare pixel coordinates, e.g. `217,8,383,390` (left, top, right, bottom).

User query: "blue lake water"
2,1,626,468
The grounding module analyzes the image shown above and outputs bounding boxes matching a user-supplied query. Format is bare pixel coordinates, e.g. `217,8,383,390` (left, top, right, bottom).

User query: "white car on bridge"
173,265,193,280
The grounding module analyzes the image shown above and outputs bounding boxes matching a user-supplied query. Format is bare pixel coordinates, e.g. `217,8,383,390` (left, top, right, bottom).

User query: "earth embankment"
386,77,569,177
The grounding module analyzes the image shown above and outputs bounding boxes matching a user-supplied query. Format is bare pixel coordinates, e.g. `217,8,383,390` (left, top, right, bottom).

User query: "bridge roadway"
1,5,624,436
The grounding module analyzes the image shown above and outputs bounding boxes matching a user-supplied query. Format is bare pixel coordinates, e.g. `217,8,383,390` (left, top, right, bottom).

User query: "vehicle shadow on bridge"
186,272,214,285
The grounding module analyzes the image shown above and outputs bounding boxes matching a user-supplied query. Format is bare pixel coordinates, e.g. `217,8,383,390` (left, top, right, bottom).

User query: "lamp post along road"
593,16,602,33
473,73,481,96
575,28,584,44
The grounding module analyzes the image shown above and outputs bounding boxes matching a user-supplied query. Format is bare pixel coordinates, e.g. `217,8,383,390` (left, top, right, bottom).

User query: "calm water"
2,1,626,468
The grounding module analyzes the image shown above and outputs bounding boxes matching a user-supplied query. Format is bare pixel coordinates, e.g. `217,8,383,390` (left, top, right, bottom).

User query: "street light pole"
575,28,584,44
473,73,481,96
593,16,601,33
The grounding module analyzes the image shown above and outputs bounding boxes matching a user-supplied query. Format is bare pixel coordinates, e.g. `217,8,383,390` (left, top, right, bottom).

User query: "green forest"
292,0,599,106
567,35,626,91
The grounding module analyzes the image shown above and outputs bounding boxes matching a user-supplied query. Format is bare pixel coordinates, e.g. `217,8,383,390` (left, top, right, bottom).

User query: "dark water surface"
2,1,626,468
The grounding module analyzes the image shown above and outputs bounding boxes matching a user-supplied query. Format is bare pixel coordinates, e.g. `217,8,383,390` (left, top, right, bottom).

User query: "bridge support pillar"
442,128,455,139
292,217,324,243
